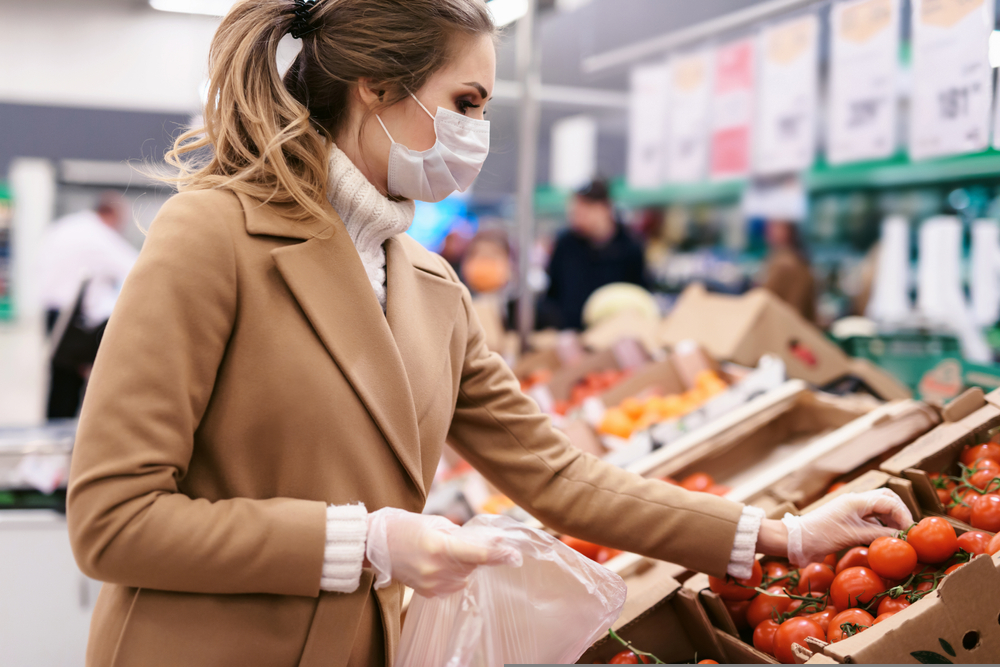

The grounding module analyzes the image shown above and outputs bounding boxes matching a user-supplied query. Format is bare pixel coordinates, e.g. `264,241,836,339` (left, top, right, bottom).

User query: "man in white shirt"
38,192,138,418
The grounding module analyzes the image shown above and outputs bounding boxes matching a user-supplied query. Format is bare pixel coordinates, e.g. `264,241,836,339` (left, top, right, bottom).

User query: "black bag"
50,281,107,371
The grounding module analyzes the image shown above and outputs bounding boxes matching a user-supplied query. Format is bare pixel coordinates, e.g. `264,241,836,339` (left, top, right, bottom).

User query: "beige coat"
67,189,744,667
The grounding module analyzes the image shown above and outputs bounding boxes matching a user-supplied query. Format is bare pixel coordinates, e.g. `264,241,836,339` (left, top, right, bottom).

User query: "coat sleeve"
441,260,745,578
66,190,327,597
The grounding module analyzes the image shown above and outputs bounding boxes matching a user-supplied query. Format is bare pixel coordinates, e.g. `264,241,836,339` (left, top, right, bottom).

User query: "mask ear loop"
375,114,396,143
408,92,436,120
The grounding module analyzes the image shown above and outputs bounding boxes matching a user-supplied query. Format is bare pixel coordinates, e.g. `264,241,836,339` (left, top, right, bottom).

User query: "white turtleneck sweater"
316,145,763,593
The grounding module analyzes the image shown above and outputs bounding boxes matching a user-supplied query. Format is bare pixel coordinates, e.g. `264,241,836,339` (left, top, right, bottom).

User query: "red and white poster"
710,39,755,180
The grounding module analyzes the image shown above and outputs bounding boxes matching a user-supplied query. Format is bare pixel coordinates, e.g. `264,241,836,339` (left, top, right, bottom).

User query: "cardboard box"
659,283,910,400
803,552,1000,664
582,309,662,357
543,339,650,404
577,561,773,664
881,387,1000,532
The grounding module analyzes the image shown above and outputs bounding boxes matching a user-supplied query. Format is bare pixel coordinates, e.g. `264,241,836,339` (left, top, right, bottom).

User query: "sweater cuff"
727,505,765,579
320,503,368,593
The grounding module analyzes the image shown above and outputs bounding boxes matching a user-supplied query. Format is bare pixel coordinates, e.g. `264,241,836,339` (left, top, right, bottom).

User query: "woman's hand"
778,489,914,566
365,508,520,598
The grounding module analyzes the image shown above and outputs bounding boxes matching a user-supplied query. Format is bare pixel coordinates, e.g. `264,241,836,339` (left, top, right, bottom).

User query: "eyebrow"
463,81,490,100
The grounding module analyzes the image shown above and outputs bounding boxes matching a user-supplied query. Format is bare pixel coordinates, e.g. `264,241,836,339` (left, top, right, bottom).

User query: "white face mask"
376,93,490,203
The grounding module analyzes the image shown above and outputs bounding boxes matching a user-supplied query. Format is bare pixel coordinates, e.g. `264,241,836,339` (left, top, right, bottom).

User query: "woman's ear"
356,78,385,108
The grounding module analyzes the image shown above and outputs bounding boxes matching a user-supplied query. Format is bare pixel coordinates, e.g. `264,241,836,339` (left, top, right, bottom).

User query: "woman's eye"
456,99,480,115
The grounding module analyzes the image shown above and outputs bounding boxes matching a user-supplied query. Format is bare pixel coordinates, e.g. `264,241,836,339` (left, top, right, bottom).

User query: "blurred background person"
38,191,138,418
538,179,647,330
461,228,517,355
759,217,816,323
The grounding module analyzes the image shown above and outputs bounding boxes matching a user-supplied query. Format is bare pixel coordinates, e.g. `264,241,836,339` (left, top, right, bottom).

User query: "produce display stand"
0,421,75,512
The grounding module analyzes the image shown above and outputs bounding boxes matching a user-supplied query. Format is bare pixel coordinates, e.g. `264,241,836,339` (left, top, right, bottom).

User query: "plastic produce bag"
394,514,627,667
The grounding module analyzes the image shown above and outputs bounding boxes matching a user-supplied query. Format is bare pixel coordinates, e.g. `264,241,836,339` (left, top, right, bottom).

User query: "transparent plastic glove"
782,489,913,567
366,508,521,597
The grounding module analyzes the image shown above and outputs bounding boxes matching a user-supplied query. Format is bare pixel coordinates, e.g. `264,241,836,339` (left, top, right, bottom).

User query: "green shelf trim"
0,182,9,201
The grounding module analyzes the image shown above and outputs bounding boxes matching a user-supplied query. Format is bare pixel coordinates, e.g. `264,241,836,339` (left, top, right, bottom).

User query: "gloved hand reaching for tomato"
780,489,913,567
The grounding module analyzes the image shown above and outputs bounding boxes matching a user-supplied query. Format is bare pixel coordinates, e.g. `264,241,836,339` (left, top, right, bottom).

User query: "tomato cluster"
706,517,987,660
931,441,1000,532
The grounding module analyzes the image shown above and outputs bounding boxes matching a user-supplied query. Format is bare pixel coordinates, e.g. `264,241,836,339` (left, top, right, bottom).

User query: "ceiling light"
488,0,529,27
149,0,236,16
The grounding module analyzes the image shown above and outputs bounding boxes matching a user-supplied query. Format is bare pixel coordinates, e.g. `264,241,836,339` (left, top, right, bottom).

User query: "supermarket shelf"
534,150,1000,214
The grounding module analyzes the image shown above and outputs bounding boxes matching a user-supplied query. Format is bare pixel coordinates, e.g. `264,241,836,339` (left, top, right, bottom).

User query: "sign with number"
710,39,755,180
754,14,820,175
828,0,900,164
665,49,712,183
627,62,670,189
910,0,993,160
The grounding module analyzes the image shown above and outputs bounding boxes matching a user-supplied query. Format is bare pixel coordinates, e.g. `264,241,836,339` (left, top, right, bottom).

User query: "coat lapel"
244,194,426,498
385,237,463,426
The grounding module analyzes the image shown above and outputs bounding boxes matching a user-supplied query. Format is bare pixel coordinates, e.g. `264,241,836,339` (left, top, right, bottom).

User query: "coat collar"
236,192,461,499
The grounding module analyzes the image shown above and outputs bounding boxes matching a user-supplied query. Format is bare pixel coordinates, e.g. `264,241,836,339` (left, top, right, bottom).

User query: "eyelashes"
456,99,481,115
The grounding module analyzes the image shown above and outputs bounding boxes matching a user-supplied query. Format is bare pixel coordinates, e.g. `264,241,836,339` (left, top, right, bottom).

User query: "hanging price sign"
754,14,820,175
627,62,671,189
827,0,900,164
665,49,712,183
710,39,755,180
910,0,993,160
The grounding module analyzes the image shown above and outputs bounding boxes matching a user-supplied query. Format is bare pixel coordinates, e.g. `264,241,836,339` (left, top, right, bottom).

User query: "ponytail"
164,0,495,223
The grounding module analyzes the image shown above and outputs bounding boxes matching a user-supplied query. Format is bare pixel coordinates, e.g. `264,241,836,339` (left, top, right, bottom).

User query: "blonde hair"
165,0,495,222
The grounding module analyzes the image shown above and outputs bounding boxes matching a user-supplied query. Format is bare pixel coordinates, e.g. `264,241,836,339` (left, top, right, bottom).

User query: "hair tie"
289,0,319,39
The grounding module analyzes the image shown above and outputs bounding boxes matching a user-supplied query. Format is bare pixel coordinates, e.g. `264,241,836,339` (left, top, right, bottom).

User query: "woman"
67,1,910,665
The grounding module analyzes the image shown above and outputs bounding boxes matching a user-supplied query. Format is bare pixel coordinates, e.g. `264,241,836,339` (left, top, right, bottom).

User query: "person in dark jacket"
538,179,646,330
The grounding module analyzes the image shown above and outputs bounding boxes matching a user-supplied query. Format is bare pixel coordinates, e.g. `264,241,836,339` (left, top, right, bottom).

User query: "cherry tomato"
906,517,959,564
823,553,839,568
827,608,874,643
609,650,643,664
697,661,719,665
836,546,869,573
773,617,826,663
929,472,957,491
560,536,602,561
948,489,979,523
968,459,1000,490
971,493,1000,532
797,563,835,595
762,560,791,583
877,596,911,616
752,619,780,656
723,598,752,630
957,530,991,555
808,607,838,633
944,562,966,575
937,487,953,505
960,443,1000,467
709,559,762,601
988,531,1000,555
747,586,792,629
867,536,918,581
874,612,896,624
788,592,828,616
830,567,886,609
680,472,714,492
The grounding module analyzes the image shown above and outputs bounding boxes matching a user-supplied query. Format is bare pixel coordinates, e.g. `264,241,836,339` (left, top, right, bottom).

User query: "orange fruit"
598,407,634,439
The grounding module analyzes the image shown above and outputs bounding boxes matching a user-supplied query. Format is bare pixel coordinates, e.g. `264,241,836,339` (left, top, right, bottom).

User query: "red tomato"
788,592,828,616
937,487,953,505
830,567,886,609
773,617,826,663
823,553,839,568
747,586,792,629
944,563,966,575
560,536,602,561
595,547,623,564
827,608,874,643
874,612,896,624
723,598,751,630
867,537,918,581
929,472,957,491
680,472,714,492
971,493,1000,532
808,607,838,633
709,560,762,601
797,563,836,595
969,459,1000,490
906,517,959,564
752,619,780,656
960,443,1000,467
836,546,869,573
697,661,719,665
957,530,991,555
988,531,1000,555
948,489,979,523
762,560,791,583
828,481,846,493
609,650,643,664
877,596,911,616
